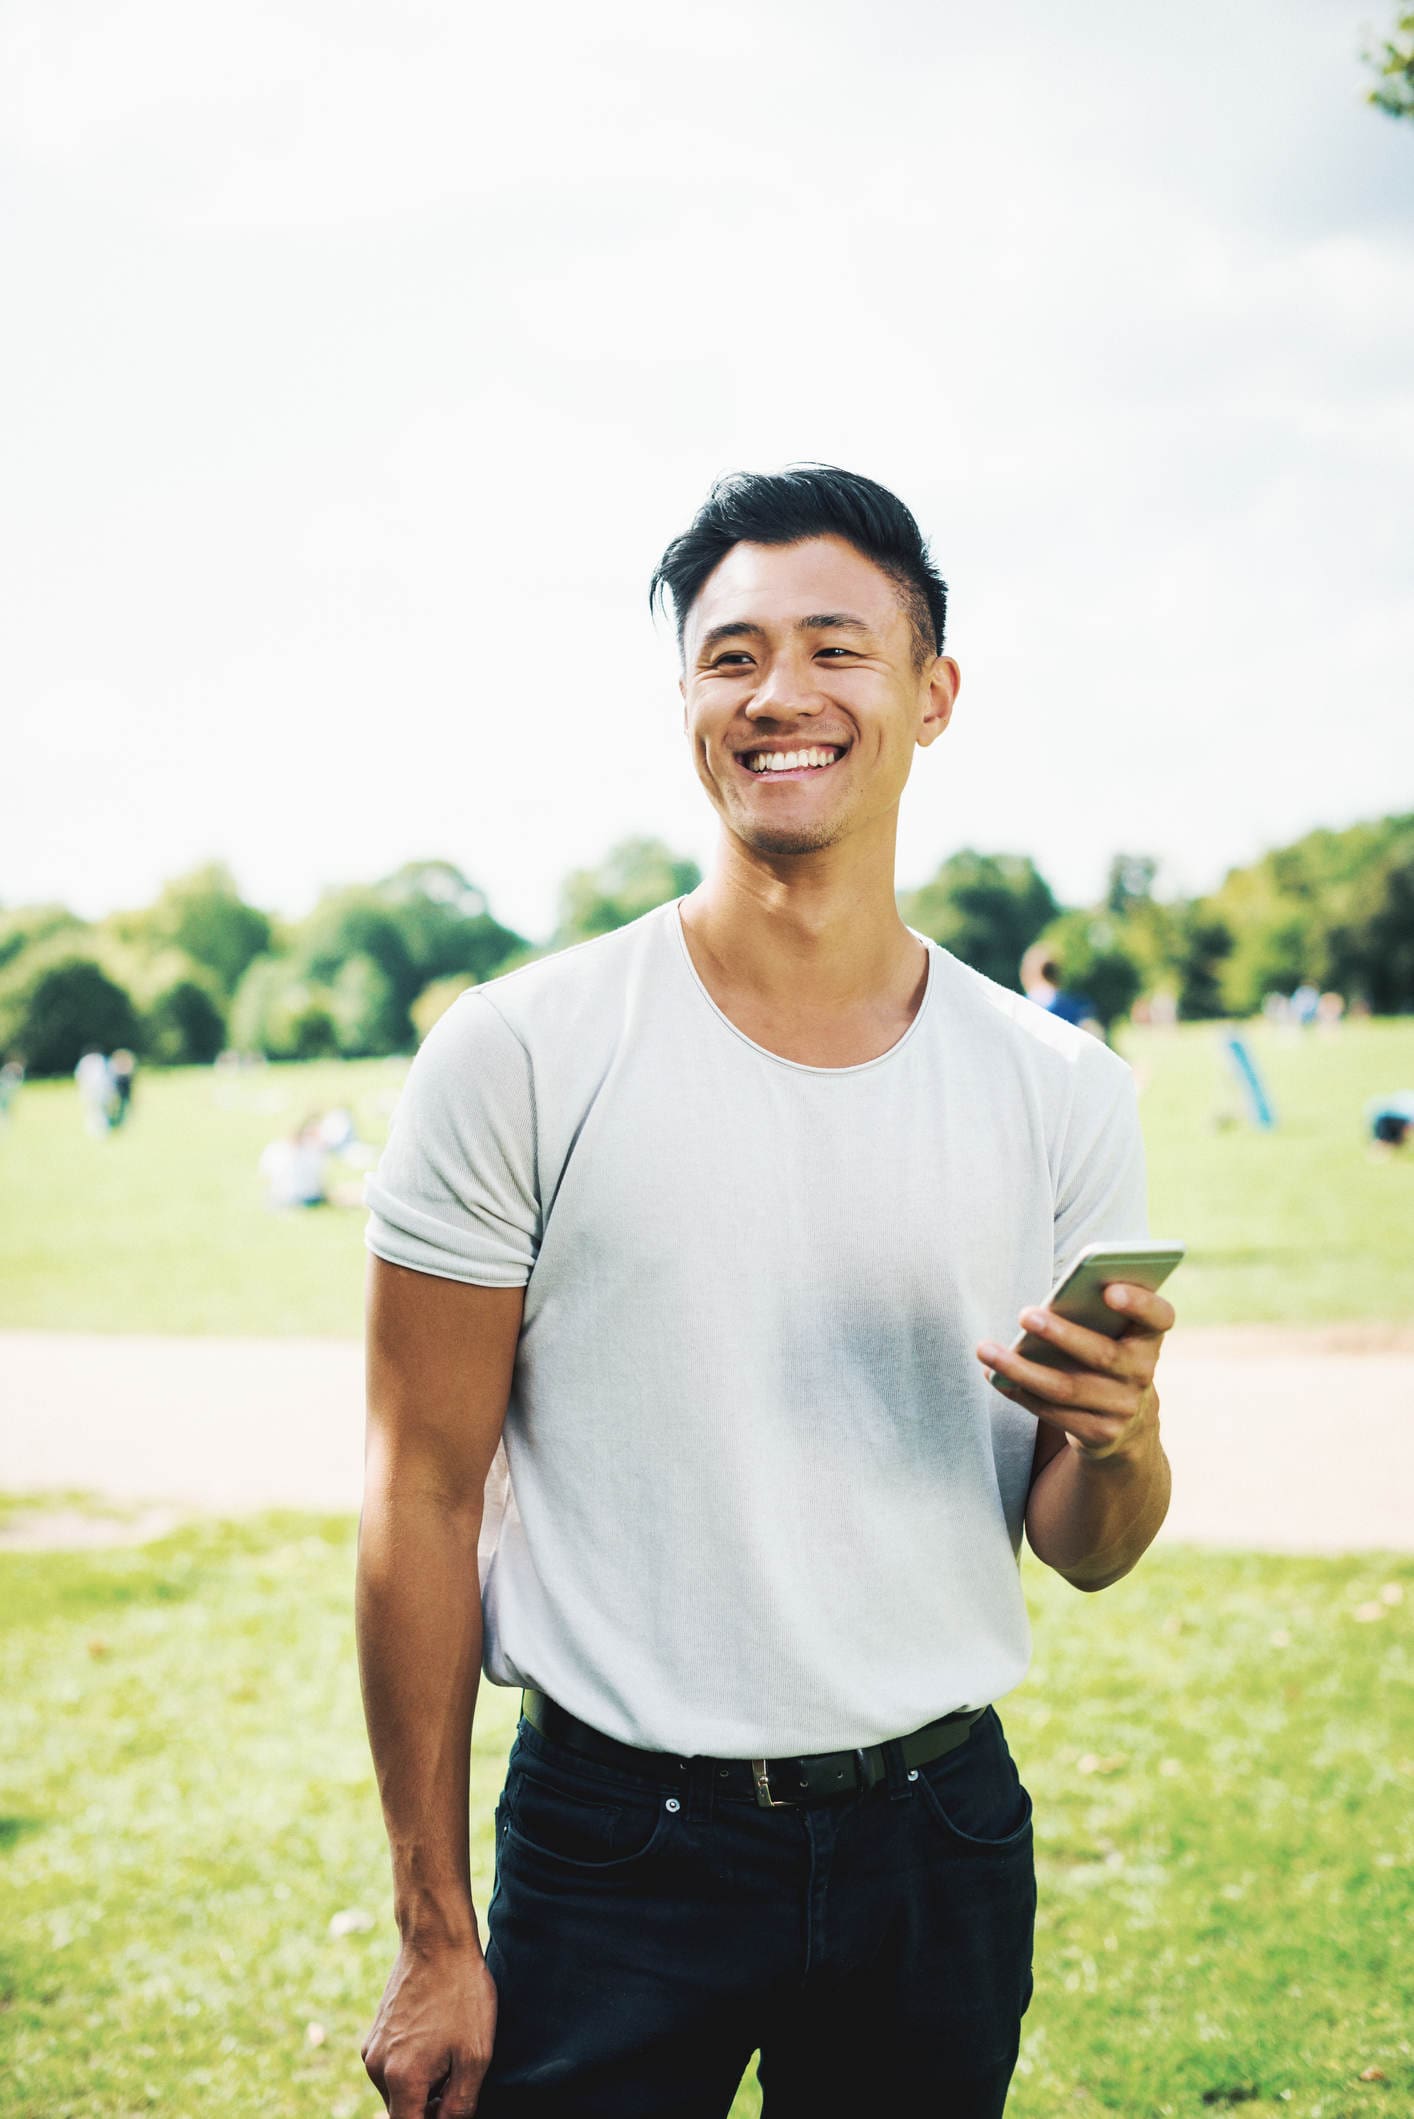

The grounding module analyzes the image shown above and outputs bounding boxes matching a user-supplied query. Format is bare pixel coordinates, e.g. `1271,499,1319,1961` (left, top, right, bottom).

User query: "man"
357,465,1175,2117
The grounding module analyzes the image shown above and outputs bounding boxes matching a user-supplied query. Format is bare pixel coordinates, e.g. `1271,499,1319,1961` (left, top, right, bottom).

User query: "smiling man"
357,465,1175,2118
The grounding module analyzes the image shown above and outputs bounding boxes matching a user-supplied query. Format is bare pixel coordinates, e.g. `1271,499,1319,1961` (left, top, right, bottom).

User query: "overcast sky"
3,0,1410,943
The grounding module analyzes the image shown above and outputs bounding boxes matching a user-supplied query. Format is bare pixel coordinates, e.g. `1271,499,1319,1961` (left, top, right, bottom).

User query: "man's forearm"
1024,1427,1171,1591
356,1479,486,1947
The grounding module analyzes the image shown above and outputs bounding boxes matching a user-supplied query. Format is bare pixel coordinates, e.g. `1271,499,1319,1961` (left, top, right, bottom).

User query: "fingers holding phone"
976,1242,1183,1459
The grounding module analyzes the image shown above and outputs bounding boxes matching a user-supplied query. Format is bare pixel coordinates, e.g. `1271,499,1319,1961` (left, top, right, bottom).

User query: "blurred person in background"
108,1050,137,1128
318,1104,379,1171
1020,942,1102,1038
259,1114,330,1209
260,1110,367,1209
1367,1091,1414,1158
0,1057,23,1125
74,1048,116,1137
357,465,1176,2118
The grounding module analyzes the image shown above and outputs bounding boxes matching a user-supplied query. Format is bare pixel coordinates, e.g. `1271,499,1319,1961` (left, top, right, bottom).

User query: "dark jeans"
479,1706,1035,2117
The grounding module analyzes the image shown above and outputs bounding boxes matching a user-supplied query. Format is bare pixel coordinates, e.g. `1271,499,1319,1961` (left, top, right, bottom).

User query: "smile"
740,745,845,776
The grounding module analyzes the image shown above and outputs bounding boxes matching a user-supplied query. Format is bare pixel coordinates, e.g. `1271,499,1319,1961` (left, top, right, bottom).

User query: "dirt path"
2,1326,1411,1552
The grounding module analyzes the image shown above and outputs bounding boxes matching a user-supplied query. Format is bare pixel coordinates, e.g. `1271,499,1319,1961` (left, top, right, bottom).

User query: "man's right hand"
361,1940,498,2118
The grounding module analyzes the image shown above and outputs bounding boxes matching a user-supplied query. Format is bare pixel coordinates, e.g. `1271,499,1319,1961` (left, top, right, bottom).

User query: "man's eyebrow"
698,620,766,654
696,612,874,655
796,612,872,635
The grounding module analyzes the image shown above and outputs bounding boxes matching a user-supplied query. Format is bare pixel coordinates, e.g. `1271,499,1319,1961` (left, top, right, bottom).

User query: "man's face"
680,535,957,860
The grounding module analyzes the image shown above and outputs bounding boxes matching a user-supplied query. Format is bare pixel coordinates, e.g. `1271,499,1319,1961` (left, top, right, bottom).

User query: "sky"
3,0,1411,944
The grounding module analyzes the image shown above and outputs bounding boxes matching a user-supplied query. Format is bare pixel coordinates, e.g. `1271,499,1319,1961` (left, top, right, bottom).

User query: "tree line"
0,814,1409,1075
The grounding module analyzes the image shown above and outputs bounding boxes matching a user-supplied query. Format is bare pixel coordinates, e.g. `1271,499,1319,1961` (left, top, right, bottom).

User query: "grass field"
1,1506,1409,2119
1134,1019,1414,1329
0,1057,399,1338
1,1019,1412,1337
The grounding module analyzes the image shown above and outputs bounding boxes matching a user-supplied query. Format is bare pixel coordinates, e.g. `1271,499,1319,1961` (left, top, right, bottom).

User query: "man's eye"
712,653,752,668
816,647,854,659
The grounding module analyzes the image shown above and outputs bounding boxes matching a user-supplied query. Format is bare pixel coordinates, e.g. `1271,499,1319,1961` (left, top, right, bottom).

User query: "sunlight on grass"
1128,1018,1414,1328
0,1057,400,1337
1,1019,1413,1338
2,1521,1410,2117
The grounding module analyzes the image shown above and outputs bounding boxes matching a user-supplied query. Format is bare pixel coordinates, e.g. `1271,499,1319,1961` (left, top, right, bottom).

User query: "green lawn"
0,1057,399,1338
1,1509,1409,2118
1,1020,1412,1336
1135,1018,1414,1328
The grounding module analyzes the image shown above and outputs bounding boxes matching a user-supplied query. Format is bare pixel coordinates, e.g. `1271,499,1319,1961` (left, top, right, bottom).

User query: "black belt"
520,1690,986,1810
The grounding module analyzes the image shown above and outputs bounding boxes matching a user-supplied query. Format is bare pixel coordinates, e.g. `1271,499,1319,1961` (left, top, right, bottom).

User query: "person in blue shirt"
1020,943,1102,1036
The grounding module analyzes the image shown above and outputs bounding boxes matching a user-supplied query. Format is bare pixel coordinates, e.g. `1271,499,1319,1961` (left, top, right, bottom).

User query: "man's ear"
917,656,960,748
679,674,687,732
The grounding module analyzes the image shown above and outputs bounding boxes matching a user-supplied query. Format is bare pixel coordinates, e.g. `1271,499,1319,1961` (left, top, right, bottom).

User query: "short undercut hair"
650,463,948,668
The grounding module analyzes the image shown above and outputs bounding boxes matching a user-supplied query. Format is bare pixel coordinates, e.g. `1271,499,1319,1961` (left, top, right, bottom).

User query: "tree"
282,997,341,1061
0,948,141,1075
1192,812,1414,1015
1032,909,1143,1034
1367,11,1414,119
1095,856,1191,1003
376,860,525,987
1171,911,1233,1021
145,977,227,1066
899,850,1059,991
1326,824,1414,1011
286,863,526,1052
294,888,417,1013
411,975,476,1043
112,864,271,997
1104,853,1160,920
228,957,287,1056
556,839,702,947
1219,906,1320,1017
330,953,406,1058
0,903,85,975
228,957,340,1060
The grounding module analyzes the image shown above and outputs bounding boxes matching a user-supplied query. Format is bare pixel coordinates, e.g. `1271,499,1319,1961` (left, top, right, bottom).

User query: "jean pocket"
915,1712,1034,1852
503,1766,673,1872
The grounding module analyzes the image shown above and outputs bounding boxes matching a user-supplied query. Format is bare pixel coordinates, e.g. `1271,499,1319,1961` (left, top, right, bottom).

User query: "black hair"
650,463,948,667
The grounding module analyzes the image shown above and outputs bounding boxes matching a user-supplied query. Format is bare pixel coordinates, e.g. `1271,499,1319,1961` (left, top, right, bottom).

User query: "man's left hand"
976,1282,1176,1462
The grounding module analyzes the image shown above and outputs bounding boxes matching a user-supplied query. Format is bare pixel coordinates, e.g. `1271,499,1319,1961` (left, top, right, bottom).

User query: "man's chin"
734,819,842,859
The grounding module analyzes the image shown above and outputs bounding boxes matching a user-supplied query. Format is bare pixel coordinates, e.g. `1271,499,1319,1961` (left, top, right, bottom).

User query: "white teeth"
748,747,840,773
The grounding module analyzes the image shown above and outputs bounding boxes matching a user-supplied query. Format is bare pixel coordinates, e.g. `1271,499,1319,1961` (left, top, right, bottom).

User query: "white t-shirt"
366,901,1148,1757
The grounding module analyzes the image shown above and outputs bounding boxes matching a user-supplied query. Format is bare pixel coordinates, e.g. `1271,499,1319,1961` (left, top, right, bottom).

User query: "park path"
2,1326,1412,1551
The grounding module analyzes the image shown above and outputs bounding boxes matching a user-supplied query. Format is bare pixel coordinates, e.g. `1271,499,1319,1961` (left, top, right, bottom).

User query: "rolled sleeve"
365,992,540,1288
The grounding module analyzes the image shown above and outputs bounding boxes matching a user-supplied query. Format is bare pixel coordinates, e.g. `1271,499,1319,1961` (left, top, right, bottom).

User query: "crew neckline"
669,900,936,1077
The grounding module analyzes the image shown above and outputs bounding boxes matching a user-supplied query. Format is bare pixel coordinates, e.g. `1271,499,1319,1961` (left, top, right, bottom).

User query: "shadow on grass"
0,1815,43,1852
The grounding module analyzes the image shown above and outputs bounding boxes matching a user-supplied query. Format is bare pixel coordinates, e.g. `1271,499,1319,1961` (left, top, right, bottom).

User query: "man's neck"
678,830,928,1068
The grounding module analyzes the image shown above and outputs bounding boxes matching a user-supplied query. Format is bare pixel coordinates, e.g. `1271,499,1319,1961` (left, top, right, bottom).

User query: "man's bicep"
1025,1414,1067,1505
1023,1417,1071,1566
364,1255,524,1508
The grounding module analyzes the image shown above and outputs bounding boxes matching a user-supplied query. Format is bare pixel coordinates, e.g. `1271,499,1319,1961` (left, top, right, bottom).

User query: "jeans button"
665,1797,681,1814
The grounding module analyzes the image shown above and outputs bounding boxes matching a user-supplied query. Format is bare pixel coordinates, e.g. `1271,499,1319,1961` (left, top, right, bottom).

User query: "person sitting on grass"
1367,1091,1414,1159
259,1113,365,1210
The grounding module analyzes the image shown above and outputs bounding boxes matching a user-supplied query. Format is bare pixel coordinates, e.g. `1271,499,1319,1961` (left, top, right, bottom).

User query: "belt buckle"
751,1759,792,1809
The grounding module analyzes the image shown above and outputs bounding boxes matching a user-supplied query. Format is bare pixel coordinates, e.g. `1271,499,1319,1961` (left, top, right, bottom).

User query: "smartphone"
1010,1240,1185,1371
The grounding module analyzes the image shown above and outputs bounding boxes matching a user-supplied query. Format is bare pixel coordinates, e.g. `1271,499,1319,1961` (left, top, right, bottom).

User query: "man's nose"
744,655,826,720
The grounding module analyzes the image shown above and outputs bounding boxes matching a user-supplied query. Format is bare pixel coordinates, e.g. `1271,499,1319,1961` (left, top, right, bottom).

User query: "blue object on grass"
1224,1034,1276,1130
